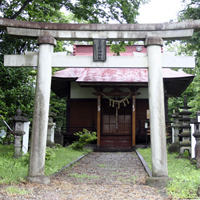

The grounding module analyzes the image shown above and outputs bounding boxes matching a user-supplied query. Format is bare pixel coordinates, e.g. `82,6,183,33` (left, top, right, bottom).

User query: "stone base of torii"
2,18,198,186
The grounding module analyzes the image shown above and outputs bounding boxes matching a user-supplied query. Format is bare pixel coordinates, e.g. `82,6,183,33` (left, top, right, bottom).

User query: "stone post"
27,36,56,184
172,108,181,143
47,111,56,147
10,108,29,158
22,121,30,154
193,111,200,168
144,36,168,187
54,124,64,146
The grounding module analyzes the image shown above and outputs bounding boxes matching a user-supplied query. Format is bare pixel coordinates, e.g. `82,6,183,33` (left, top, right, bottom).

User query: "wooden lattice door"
100,98,132,148
102,114,131,135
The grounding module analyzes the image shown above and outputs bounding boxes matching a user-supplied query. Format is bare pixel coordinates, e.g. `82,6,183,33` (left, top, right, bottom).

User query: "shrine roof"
52,67,194,97
52,67,193,83
51,44,194,97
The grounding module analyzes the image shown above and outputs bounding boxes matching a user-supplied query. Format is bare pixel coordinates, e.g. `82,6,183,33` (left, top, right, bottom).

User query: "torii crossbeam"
4,52,195,68
2,18,200,186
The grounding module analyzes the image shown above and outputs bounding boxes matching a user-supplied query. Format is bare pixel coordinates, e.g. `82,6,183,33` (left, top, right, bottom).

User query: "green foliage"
0,0,149,23
0,0,71,124
138,148,199,199
0,57,35,122
166,40,196,119
0,134,14,145
63,0,149,23
50,92,67,127
0,32,34,124
45,147,56,160
0,0,149,126
110,41,127,56
179,0,200,21
0,134,6,144
69,129,97,150
165,0,200,118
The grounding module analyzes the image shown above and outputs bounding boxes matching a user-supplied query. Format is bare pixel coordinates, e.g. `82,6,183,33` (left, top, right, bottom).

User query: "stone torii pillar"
27,36,56,184
145,36,169,186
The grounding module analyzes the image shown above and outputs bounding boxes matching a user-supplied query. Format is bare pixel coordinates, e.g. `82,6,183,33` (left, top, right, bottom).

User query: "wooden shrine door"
100,99,132,149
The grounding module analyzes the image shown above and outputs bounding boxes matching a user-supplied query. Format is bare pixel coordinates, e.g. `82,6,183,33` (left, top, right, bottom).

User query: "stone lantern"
168,108,181,154
10,108,29,158
179,96,192,157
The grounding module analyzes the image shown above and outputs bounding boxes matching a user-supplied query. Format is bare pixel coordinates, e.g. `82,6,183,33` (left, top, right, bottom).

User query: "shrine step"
100,135,132,149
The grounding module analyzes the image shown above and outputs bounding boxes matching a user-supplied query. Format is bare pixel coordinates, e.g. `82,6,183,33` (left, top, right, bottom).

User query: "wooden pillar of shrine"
132,95,136,146
97,94,101,147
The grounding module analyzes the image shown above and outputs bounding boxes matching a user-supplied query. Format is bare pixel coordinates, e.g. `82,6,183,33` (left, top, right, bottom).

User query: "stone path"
0,152,171,199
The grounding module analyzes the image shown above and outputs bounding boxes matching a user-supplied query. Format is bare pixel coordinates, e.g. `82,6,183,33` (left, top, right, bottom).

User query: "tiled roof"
53,68,193,83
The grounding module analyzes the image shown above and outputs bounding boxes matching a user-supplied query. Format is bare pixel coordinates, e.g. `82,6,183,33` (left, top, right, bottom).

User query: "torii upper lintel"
0,18,200,40
1,18,200,31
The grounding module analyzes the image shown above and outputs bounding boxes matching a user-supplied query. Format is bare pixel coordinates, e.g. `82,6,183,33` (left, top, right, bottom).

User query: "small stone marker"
47,111,56,147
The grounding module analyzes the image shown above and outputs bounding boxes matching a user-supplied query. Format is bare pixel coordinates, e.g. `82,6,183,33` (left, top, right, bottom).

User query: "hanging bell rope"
101,92,132,109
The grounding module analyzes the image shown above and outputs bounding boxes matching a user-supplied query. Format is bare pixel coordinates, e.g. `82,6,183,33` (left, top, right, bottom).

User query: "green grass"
138,148,200,199
118,175,136,183
97,164,107,168
68,173,99,179
45,146,90,175
5,186,31,195
0,144,90,184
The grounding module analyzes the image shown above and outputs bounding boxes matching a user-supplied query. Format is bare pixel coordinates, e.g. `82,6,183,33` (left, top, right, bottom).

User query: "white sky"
137,0,185,23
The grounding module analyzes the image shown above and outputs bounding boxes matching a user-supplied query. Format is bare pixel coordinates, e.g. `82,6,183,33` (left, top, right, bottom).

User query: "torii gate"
1,18,198,185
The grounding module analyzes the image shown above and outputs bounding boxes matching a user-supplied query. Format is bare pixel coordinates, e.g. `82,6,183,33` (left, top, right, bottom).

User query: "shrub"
69,129,97,150
45,147,56,160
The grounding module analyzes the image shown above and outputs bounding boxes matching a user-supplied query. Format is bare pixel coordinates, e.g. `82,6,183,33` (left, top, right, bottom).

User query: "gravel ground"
0,152,171,200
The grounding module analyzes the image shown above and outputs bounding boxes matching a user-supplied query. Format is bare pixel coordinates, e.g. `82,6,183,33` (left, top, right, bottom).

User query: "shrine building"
51,44,194,149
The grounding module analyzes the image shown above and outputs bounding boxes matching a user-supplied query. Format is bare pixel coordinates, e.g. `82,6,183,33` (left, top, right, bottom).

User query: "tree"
0,1,71,125
0,0,149,128
0,0,149,23
167,0,200,118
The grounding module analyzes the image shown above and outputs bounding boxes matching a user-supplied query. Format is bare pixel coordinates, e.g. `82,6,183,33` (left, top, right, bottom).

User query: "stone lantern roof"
10,108,29,122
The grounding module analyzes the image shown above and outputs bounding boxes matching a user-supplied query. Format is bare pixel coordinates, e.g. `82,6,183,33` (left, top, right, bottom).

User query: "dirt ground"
0,152,171,200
